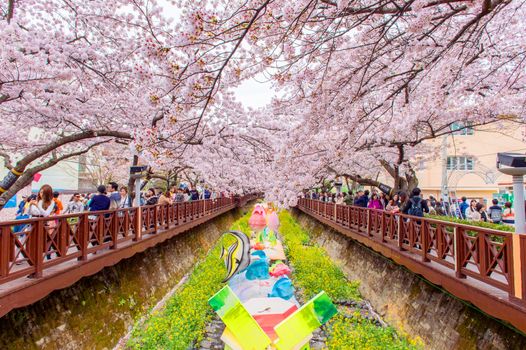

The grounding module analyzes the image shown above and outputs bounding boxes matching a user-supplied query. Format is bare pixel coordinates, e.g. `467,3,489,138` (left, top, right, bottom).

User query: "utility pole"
440,135,449,202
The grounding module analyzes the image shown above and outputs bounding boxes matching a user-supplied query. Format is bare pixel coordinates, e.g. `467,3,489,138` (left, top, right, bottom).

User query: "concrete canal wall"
0,207,248,350
292,209,526,350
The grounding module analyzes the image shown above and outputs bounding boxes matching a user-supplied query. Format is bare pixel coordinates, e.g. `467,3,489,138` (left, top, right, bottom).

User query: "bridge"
0,194,257,317
296,198,526,334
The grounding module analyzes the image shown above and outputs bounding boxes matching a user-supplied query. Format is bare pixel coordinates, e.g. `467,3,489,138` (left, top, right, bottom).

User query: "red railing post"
421,221,430,262
380,211,387,242
124,210,130,239
79,213,88,261
365,209,373,236
110,213,118,250
437,223,444,259
97,214,104,248
0,226,10,277
166,205,171,229
58,218,68,257
454,227,466,279
31,220,44,278
134,207,142,241
397,215,404,250
478,232,487,279
153,206,158,233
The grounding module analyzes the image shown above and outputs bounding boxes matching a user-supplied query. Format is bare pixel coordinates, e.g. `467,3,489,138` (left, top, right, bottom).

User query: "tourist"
119,187,131,208
189,187,199,201
402,188,429,217
466,199,478,220
449,198,461,218
459,197,469,219
53,191,63,215
392,193,400,207
183,188,191,202
398,192,408,212
385,199,398,212
379,192,388,209
88,185,111,212
435,199,447,216
158,190,173,205
28,185,57,217
502,202,515,224
16,195,28,216
170,186,178,200
336,193,344,205
426,199,436,215
368,193,383,209
175,188,185,202
478,203,489,222
64,193,84,214
107,182,121,209
145,188,159,205
203,186,211,199
28,185,59,260
343,192,354,205
488,199,503,224
17,195,35,216
354,190,369,207
470,203,482,221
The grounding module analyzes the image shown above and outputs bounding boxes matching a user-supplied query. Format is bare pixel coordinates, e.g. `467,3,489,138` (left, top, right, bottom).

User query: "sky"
233,77,274,109
159,0,275,109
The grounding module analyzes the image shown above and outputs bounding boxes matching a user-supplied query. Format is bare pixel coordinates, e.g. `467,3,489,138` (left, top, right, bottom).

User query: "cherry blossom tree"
2,0,525,209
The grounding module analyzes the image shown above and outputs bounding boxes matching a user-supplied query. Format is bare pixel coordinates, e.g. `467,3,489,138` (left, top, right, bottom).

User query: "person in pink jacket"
368,193,384,210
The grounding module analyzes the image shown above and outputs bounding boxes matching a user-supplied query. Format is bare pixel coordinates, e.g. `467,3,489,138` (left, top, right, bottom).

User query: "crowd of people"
303,188,515,224
15,182,227,220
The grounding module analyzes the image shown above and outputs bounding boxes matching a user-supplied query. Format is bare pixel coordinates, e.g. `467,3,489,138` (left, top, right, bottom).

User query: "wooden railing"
297,199,526,310
0,195,257,285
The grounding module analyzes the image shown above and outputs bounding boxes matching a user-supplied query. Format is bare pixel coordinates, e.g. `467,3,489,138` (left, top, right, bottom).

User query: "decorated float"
209,204,337,350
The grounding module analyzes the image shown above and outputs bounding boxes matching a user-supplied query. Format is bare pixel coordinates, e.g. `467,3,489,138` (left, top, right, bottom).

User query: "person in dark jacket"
488,199,503,224
402,187,429,217
88,185,111,212
459,196,469,219
354,190,369,207
189,188,199,201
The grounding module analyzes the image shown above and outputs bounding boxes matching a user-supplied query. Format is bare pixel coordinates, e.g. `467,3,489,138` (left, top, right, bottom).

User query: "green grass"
426,214,513,232
278,210,421,349
128,209,421,349
126,210,251,349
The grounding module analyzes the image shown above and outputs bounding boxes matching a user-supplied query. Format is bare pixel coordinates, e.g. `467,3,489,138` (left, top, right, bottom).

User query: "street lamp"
496,153,526,233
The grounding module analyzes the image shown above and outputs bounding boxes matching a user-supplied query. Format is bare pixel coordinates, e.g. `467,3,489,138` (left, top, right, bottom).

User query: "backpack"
408,197,424,217
490,207,502,222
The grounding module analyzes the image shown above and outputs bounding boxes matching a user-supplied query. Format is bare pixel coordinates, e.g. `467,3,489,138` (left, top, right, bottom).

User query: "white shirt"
28,200,56,217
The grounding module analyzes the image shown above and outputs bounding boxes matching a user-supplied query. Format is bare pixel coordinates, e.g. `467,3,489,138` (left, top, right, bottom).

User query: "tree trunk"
0,139,114,211
127,154,139,201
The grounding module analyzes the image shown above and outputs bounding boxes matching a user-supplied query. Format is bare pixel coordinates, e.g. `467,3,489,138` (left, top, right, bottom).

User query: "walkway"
0,195,257,317
297,198,526,334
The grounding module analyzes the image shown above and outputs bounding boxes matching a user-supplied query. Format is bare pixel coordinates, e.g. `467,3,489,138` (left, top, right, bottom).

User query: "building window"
447,156,474,170
450,122,474,135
